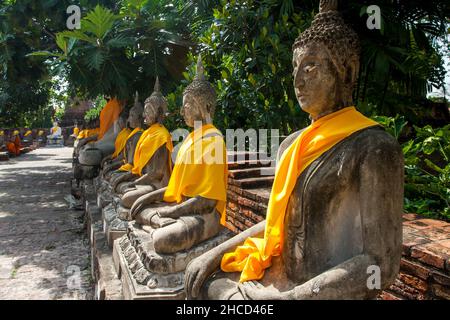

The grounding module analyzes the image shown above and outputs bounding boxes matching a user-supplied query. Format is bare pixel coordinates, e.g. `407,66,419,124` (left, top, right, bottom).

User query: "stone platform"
113,226,232,300
82,181,123,300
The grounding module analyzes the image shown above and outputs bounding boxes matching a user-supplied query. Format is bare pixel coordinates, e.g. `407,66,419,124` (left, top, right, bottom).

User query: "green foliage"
379,116,450,221
175,0,313,133
175,0,449,133
84,96,107,121
371,115,408,140
28,2,191,101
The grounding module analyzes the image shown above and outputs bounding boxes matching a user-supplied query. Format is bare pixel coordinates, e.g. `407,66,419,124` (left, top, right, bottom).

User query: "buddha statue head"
143,77,168,126
292,0,360,120
181,55,217,127
127,92,144,129
116,108,129,132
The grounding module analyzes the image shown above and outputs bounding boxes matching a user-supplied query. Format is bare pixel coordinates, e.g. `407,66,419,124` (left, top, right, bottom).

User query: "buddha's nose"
295,74,306,90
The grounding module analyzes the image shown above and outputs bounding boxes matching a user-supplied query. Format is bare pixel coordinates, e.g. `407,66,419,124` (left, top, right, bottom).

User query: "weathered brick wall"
380,214,450,300
225,158,450,300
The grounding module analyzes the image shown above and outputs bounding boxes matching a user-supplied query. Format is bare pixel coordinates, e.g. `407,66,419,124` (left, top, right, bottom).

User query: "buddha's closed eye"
304,64,318,73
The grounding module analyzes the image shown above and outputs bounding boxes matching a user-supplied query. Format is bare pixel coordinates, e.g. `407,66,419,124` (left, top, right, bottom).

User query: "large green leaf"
84,48,106,71
82,5,119,40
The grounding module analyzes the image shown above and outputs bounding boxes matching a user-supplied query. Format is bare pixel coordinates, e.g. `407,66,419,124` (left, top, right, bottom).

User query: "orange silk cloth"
130,124,173,176
98,98,122,140
118,127,143,172
6,142,19,156
111,128,132,159
221,107,379,282
7,136,21,156
163,124,228,225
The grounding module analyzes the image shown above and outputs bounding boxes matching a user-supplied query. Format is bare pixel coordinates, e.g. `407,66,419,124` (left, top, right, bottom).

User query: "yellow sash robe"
221,107,379,282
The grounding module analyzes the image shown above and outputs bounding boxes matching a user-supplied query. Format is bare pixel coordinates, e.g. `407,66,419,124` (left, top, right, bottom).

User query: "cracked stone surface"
0,147,93,300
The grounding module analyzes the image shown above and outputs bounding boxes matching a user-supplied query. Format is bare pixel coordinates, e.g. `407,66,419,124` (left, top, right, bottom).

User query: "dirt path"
0,147,93,300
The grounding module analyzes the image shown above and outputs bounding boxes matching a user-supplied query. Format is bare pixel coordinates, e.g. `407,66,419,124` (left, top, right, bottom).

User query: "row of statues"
74,0,404,300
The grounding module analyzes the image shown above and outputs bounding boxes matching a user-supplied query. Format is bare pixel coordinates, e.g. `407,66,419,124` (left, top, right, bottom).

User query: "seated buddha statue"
100,111,131,179
0,130,6,151
6,130,21,156
23,128,33,145
184,0,404,300
114,77,174,218
105,95,144,194
113,56,230,298
78,98,123,169
100,79,174,240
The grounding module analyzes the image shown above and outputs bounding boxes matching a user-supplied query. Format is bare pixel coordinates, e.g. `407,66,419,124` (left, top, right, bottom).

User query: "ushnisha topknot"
145,76,168,116
131,91,143,114
183,54,217,116
293,0,360,75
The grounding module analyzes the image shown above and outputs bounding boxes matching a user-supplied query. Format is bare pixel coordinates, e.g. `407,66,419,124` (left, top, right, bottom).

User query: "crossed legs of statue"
116,185,156,220
135,205,222,254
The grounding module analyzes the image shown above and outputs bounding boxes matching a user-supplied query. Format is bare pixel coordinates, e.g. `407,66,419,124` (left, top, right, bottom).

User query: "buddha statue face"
143,100,162,126
128,99,143,129
128,109,142,129
293,42,359,120
116,115,126,132
143,77,167,126
181,93,206,128
293,43,339,120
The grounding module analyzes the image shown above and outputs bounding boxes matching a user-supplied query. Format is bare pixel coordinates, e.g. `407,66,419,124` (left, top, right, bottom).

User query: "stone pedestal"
113,222,232,300
103,202,128,248
86,193,123,300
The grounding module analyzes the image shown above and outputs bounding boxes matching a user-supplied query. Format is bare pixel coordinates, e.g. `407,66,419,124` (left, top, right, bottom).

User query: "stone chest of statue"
184,0,404,300
112,56,232,299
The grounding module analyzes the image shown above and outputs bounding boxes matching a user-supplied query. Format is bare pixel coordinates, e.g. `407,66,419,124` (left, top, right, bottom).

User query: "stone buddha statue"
77,98,123,175
100,79,174,237
184,0,404,300
113,56,231,299
114,77,173,218
105,95,144,194
0,130,5,151
101,110,130,179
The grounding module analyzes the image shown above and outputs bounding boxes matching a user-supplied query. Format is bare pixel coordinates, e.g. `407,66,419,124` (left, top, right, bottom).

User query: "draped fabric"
111,128,132,159
98,98,122,140
221,107,379,282
130,124,173,176
163,124,228,225
7,135,21,156
118,127,143,172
